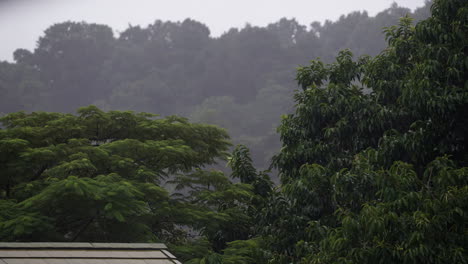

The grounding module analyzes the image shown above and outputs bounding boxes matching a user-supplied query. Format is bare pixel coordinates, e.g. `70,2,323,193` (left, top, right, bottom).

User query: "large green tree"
0,106,231,242
265,0,468,263
0,106,274,264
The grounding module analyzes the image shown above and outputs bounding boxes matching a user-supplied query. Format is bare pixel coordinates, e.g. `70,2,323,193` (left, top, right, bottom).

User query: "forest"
1,0,467,263
1,2,431,171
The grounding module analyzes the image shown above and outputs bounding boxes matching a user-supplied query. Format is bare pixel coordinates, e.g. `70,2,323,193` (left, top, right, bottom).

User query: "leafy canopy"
265,0,468,263
0,106,230,242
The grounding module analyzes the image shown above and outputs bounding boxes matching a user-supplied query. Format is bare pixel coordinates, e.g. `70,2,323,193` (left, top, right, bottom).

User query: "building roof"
0,242,181,264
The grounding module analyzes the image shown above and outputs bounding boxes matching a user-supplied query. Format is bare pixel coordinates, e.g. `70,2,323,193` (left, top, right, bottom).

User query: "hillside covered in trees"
0,2,431,170
2,0,468,263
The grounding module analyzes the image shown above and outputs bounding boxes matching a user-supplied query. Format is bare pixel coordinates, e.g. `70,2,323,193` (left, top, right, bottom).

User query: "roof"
0,242,181,264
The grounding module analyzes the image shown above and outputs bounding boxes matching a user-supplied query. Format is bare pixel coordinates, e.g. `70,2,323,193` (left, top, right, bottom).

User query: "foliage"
4,1,466,263
265,0,468,263
169,145,272,262
0,106,230,242
0,3,432,173
0,105,273,262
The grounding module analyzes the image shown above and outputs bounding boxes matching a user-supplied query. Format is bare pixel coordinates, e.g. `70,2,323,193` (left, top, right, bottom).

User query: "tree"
169,145,273,263
0,106,230,242
18,22,116,111
0,62,46,112
266,0,468,262
169,169,254,253
1,3,433,178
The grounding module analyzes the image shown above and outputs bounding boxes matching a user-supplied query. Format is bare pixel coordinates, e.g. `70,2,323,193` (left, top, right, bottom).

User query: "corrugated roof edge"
0,242,167,250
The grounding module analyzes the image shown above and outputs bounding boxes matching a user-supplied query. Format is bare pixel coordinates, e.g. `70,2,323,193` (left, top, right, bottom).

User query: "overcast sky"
0,0,426,62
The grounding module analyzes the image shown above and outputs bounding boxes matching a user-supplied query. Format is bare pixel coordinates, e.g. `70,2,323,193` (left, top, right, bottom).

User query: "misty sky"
0,0,426,62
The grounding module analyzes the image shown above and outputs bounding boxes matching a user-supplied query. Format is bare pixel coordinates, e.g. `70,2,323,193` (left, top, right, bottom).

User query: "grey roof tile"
37,260,68,264
67,260,108,264
92,243,167,249
143,260,176,264
0,243,93,249
53,260,104,264
105,260,148,264
3,259,49,264
25,250,50,258
0,250,28,257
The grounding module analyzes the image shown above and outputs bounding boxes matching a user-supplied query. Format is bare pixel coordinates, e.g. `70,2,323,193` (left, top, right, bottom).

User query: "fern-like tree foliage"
0,106,271,263
265,0,468,263
0,106,231,242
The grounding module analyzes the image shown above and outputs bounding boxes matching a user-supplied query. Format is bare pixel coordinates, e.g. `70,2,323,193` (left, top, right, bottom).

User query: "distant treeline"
0,2,431,169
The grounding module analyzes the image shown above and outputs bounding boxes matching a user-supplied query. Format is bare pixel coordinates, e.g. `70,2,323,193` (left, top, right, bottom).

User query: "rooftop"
0,242,181,264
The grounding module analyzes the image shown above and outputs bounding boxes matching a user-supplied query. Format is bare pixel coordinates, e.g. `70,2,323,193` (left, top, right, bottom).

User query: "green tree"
0,106,230,242
168,145,273,263
266,0,468,262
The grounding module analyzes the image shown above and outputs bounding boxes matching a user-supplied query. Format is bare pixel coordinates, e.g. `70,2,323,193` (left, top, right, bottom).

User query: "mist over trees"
0,2,432,170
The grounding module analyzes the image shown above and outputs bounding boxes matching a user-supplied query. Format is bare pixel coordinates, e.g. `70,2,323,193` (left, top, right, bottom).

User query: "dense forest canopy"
2,0,468,263
0,2,431,170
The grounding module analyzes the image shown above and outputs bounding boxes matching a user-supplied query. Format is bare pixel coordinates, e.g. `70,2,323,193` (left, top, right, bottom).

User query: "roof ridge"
0,242,167,249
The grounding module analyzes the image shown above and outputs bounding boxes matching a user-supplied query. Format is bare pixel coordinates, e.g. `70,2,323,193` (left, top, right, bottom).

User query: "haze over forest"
0,1,431,170
0,0,427,61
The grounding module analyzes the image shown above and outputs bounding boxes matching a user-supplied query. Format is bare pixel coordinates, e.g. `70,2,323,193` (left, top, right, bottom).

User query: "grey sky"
0,0,426,62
